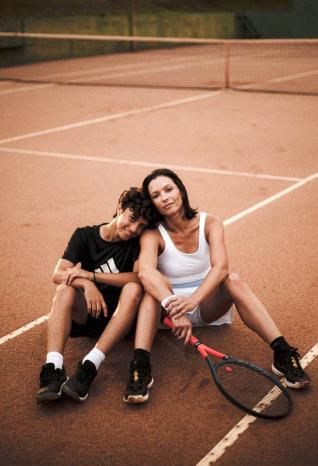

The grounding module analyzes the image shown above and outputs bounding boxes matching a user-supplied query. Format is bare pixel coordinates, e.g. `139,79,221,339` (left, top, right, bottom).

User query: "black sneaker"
123,360,154,404
272,347,311,389
63,360,97,402
36,363,67,403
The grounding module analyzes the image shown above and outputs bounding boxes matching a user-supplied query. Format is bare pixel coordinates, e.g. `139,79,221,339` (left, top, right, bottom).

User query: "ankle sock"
46,351,64,370
270,336,290,352
133,348,150,364
83,347,105,370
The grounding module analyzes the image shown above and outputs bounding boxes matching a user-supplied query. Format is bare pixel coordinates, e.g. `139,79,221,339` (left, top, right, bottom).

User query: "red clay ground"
0,69,317,466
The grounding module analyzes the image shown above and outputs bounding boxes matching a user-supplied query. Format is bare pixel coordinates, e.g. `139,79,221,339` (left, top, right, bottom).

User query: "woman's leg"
95,282,143,354
123,292,162,404
223,272,281,344
200,272,281,344
200,272,310,388
133,291,162,352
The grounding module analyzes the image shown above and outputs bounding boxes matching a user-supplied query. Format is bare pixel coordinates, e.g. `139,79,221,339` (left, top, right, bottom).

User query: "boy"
36,187,156,403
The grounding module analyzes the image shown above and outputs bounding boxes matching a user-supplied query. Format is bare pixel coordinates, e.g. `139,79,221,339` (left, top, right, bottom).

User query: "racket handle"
162,317,200,347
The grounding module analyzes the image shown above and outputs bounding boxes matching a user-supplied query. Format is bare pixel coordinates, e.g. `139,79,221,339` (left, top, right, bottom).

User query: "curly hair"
115,187,159,226
142,168,198,221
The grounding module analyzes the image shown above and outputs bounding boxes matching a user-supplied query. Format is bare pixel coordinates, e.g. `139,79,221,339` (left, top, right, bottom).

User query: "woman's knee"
224,272,245,292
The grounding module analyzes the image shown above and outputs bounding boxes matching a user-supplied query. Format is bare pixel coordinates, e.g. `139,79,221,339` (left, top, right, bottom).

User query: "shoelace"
76,363,96,383
41,364,59,384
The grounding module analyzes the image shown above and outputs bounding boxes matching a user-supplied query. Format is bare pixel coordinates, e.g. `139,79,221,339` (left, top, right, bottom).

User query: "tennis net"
0,32,317,95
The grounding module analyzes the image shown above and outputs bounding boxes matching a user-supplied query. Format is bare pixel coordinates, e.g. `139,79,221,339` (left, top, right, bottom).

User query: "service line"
0,146,300,182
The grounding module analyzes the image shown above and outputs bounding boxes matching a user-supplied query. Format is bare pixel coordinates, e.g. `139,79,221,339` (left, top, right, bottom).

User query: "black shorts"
70,294,118,339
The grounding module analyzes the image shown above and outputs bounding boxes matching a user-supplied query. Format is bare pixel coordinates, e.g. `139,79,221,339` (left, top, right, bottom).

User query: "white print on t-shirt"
96,258,119,274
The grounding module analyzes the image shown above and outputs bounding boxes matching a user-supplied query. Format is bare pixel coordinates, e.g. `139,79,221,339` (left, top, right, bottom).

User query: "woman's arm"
167,216,229,317
138,229,192,343
138,229,174,301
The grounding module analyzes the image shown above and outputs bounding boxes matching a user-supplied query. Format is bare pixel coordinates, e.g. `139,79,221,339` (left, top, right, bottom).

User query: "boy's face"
116,208,148,240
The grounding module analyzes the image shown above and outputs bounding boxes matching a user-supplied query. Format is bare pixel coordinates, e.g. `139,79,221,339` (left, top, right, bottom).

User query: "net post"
128,0,136,52
224,40,230,89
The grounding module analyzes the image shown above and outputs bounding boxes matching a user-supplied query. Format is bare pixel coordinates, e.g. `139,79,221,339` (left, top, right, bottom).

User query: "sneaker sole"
62,383,88,402
271,364,310,389
36,379,68,403
123,377,154,404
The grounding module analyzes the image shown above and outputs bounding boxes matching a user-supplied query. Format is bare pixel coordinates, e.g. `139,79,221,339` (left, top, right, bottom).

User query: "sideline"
196,342,318,465
0,91,220,145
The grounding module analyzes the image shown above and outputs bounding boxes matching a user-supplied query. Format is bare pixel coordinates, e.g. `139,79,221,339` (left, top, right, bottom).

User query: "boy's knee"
53,284,76,302
122,282,143,302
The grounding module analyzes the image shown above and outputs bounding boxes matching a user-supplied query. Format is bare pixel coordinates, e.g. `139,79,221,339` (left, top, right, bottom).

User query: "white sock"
46,351,64,370
82,347,105,370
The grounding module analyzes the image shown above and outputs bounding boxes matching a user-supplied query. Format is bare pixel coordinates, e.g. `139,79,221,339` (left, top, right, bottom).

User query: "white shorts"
159,277,234,328
186,304,233,326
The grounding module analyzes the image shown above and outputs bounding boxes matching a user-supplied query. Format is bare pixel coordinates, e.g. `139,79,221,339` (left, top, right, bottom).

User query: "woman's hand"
171,314,192,345
83,281,107,318
63,262,91,285
166,295,198,319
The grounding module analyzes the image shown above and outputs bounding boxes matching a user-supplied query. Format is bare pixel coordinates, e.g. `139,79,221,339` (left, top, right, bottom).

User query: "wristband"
161,294,176,310
92,271,96,282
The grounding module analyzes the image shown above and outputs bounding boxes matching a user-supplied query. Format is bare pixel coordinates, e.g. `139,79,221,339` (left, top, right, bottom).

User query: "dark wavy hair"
142,168,198,221
114,187,158,227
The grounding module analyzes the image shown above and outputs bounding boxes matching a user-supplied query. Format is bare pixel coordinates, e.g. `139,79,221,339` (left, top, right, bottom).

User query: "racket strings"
214,360,291,418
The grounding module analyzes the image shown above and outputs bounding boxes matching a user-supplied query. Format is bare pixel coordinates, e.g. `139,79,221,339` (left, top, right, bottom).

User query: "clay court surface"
0,51,317,465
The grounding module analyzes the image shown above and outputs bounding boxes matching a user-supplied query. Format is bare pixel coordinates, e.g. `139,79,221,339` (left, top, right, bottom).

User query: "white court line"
0,147,300,182
0,91,220,145
1,170,316,348
238,68,318,91
0,315,48,346
0,54,220,96
223,172,318,226
196,342,318,465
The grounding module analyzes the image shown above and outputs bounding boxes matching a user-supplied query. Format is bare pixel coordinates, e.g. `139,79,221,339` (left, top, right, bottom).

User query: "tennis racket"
163,317,293,420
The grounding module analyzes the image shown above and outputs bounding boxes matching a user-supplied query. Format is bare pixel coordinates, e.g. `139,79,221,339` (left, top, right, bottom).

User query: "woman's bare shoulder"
205,214,223,228
140,227,162,245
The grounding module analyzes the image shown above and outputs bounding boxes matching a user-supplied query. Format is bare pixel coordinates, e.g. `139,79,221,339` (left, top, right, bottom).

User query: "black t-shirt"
62,224,140,299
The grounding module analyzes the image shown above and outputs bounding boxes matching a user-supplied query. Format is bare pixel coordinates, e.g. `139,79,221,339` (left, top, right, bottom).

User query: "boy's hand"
83,282,107,318
63,262,91,284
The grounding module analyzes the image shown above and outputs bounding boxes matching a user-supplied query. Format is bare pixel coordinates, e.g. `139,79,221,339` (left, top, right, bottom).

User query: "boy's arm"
62,262,140,288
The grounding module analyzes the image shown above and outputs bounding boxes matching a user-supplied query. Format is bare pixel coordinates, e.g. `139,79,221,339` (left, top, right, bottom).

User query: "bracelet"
92,271,96,282
161,294,176,310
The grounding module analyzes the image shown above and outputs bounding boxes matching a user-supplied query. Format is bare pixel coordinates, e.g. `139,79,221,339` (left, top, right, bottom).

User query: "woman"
123,168,310,404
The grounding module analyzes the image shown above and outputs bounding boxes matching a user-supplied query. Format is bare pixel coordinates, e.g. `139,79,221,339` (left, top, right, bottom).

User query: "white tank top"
157,212,211,286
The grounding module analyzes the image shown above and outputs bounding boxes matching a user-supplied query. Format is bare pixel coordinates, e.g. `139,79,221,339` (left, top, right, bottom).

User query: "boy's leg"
36,284,89,403
123,292,161,404
63,282,143,402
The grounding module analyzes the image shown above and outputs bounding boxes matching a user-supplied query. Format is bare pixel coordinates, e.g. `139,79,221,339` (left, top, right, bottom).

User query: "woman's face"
116,208,148,240
148,176,183,217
